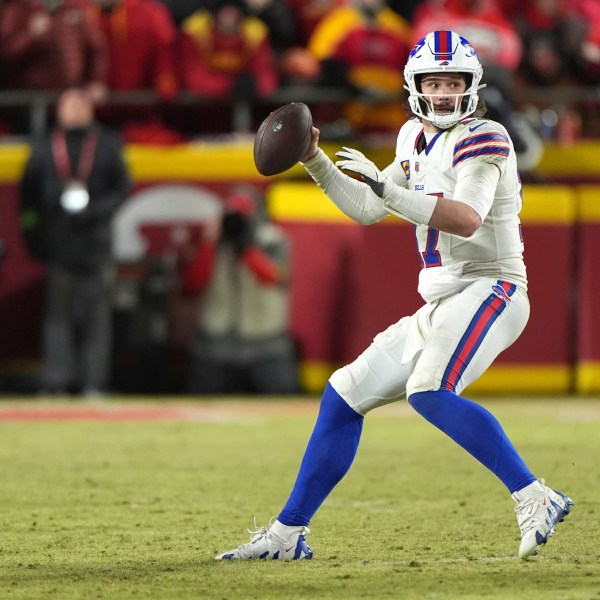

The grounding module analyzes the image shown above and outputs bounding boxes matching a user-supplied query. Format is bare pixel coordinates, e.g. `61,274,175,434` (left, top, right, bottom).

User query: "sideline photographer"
182,187,299,394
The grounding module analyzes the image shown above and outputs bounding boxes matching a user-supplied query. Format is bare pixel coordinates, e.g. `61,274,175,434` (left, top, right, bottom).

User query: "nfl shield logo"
415,162,420,173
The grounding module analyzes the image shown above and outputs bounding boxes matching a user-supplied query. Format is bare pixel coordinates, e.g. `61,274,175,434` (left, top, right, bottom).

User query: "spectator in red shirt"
0,0,108,104
91,0,178,100
179,0,278,99
89,0,181,141
285,0,347,46
511,0,588,85
177,0,278,134
305,0,413,135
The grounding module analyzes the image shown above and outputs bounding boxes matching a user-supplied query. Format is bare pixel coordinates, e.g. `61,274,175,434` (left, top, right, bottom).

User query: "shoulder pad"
452,120,511,168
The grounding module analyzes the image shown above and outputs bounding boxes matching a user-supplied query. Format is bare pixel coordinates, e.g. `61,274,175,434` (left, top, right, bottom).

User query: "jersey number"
419,228,442,267
418,193,443,268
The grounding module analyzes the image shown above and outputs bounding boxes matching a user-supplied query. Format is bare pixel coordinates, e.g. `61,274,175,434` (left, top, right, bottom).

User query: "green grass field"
0,396,598,599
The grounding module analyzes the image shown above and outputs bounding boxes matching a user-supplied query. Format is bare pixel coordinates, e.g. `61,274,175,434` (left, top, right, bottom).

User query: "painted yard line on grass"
0,397,597,423
0,399,323,422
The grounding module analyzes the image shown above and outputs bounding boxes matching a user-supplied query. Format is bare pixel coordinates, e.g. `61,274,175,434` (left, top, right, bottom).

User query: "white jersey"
302,117,531,405
388,117,527,301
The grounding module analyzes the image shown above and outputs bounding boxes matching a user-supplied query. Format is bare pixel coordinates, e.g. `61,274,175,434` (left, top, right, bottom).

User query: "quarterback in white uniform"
216,30,573,562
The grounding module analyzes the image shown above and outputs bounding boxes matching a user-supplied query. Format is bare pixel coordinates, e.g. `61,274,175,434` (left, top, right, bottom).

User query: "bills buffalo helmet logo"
409,36,426,59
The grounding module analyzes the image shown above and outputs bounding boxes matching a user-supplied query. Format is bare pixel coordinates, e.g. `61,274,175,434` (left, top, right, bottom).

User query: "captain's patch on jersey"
401,159,410,180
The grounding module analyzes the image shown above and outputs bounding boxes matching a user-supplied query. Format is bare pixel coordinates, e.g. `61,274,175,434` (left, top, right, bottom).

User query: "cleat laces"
230,517,278,559
215,517,312,560
246,516,276,541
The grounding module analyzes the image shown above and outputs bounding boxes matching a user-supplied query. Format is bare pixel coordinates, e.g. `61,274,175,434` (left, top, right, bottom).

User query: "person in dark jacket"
20,86,131,397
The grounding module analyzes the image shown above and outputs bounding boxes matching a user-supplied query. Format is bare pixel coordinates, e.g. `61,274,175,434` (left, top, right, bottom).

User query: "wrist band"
382,186,437,226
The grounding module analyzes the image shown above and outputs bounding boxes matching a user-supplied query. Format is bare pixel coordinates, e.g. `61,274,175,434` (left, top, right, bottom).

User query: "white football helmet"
404,30,484,129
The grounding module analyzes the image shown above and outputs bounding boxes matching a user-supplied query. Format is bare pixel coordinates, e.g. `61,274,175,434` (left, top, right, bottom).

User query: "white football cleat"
215,519,313,560
513,479,574,559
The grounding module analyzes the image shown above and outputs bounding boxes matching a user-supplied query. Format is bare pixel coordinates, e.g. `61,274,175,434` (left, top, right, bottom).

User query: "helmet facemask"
405,31,485,130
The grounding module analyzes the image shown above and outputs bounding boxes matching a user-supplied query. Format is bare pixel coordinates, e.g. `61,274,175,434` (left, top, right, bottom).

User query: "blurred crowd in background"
1,0,599,397
0,0,599,143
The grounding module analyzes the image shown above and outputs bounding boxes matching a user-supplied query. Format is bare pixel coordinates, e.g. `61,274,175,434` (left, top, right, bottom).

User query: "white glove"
335,147,390,198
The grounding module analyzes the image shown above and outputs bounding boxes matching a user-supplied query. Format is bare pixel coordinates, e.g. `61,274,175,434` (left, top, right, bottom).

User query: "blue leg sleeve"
278,383,364,526
408,390,535,493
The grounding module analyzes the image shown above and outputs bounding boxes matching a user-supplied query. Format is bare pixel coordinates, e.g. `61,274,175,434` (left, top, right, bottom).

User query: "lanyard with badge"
51,128,97,213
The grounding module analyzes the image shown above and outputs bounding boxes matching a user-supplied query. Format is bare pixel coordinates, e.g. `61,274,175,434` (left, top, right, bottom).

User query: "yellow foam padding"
268,182,357,223
575,186,600,222
467,364,571,394
126,143,267,181
268,181,577,224
124,140,339,181
299,361,571,395
268,181,411,225
0,137,589,192
576,361,600,394
0,141,592,225
298,361,337,394
0,144,29,182
519,185,577,224
0,141,332,183
538,141,600,176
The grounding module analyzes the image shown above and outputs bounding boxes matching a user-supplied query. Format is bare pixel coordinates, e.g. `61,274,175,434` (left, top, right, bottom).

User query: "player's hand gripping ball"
253,102,313,176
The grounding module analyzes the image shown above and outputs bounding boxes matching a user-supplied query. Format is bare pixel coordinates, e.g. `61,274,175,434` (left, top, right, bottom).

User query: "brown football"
253,102,313,176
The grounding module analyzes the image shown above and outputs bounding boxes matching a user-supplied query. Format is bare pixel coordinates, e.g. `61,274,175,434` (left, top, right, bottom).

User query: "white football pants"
329,278,530,415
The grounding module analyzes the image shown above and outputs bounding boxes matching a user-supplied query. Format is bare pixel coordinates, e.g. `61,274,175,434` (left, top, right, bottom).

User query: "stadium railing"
0,84,598,138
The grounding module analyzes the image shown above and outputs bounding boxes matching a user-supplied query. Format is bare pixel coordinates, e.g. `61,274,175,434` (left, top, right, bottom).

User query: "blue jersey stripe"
454,133,509,153
453,146,510,167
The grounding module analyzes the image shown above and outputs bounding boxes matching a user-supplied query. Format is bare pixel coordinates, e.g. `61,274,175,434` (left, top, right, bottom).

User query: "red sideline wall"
268,183,577,394
0,142,597,394
576,188,600,393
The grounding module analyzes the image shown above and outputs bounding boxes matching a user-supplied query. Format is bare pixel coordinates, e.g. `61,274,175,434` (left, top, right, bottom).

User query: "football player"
216,30,573,561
